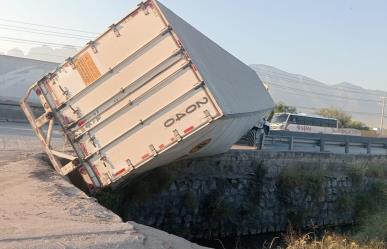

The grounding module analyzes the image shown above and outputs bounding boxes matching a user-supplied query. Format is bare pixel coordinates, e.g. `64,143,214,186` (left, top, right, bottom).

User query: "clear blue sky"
0,0,386,91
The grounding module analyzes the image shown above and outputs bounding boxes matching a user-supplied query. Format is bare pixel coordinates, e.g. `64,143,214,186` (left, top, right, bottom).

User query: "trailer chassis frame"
20,83,99,189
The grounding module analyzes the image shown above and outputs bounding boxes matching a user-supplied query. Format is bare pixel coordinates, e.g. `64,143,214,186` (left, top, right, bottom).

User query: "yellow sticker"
75,52,101,86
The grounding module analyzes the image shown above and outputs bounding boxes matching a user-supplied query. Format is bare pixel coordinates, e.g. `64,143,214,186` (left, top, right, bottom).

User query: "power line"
0,52,70,63
0,23,94,39
258,74,385,97
330,85,384,96
293,105,381,116
258,69,384,96
0,26,90,41
1,54,63,63
23,52,73,60
380,96,386,135
0,18,98,35
270,83,379,103
0,36,82,48
269,83,379,103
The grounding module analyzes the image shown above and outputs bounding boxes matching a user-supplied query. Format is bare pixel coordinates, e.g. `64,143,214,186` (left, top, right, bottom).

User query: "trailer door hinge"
149,144,158,156
126,159,135,170
69,105,81,118
138,2,150,15
173,129,182,141
87,40,98,53
194,81,205,90
66,57,76,69
89,135,98,148
58,85,70,98
162,26,172,36
204,110,213,122
109,24,120,37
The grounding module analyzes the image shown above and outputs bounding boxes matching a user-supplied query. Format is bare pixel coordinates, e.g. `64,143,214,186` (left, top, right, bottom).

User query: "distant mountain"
251,64,385,128
0,55,58,101
0,55,383,128
332,82,364,90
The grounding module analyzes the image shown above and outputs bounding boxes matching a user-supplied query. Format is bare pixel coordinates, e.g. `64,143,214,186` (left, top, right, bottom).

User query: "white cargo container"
21,0,274,190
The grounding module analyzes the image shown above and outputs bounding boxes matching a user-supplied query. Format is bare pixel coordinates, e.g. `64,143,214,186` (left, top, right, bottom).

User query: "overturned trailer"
21,0,274,191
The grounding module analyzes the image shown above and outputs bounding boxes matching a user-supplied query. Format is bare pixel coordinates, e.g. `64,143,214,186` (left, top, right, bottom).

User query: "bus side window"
309,118,314,126
320,119,327,127
289,115,296,124
313,118,321,126
297,116,305,125
325,119,333,128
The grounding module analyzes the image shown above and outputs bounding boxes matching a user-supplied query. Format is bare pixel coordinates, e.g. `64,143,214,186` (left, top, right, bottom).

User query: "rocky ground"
0,132,208,249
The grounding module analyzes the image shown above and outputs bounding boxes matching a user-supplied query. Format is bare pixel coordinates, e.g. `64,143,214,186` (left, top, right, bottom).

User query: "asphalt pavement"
0,121,61,138
0,122,63,152
0,122,36,137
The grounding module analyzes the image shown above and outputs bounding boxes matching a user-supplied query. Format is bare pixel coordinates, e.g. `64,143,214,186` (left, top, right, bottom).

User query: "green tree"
268,102,297,120
316,107,352,128
316,107,369,130
347,120,370,131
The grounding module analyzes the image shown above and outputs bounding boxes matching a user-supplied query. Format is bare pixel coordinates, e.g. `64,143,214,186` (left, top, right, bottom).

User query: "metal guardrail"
239,130,387,155
0,100,42,108
0,100,44,123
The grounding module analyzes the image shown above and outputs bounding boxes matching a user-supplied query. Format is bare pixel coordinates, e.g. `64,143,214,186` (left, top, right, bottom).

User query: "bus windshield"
271,114,289,124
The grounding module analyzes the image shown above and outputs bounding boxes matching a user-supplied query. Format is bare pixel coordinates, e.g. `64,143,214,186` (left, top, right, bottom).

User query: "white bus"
270,113,339,134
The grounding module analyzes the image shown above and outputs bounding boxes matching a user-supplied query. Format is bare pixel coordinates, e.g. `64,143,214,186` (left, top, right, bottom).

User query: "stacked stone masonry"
120,151,387,239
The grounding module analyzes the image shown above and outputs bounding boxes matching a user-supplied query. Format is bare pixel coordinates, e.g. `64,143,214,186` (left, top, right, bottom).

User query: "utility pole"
380,96,386,136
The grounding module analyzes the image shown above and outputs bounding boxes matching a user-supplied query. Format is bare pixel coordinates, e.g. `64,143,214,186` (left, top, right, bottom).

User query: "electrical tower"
381,96,386,136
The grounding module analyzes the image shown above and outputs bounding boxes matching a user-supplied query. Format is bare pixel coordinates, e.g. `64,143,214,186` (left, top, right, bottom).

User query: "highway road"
239,130,387,155
0,122,62,152
2,121,386,155
0,121,62,137
262,130,387,155
0,122,36,137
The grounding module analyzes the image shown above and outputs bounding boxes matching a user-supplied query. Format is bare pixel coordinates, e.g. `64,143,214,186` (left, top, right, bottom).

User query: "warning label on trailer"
75,52,101,86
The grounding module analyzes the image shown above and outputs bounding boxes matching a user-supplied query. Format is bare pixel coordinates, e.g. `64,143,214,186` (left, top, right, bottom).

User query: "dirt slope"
0,151,208,249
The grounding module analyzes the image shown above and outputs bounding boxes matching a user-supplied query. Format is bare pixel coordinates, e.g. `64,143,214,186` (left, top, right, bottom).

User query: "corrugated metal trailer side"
21,0,274,191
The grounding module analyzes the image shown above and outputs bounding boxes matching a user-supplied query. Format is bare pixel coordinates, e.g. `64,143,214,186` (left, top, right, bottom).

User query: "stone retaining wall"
116,151,387,239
